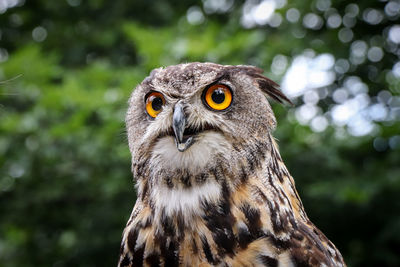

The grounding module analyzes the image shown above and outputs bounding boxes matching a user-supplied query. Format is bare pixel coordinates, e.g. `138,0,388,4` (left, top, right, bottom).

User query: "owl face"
126,63,285,177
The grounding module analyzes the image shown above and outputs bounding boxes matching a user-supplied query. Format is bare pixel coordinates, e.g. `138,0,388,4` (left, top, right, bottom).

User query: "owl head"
125,63,290,189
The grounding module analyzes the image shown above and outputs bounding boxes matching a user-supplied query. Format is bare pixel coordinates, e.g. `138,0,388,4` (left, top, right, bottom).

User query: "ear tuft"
255,77,293,105
236,66,293,105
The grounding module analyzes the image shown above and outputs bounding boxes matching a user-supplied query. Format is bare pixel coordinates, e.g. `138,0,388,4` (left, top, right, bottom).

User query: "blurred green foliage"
1,0,399,266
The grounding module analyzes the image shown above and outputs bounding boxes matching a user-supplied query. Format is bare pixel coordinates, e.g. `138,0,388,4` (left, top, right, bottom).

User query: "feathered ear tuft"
237,66,293,105
255,75,293,105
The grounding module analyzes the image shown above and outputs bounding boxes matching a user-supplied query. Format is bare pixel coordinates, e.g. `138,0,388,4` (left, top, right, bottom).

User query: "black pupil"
152,97,163,111
211,89,225,104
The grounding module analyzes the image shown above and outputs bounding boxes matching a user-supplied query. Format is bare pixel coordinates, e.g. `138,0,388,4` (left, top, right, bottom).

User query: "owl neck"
132,133,307,230
122,136,344,267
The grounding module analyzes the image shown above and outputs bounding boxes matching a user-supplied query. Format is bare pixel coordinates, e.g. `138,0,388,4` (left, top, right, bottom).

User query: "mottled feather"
119,62,345,267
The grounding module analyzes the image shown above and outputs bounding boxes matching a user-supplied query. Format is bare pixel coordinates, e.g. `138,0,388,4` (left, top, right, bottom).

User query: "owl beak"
172,102,194,152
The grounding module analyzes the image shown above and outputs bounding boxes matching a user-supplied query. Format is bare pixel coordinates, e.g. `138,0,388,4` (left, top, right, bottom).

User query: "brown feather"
119,62,345,267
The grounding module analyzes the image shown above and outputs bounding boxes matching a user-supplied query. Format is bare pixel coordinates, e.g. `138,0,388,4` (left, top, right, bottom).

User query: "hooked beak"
172,102,194,152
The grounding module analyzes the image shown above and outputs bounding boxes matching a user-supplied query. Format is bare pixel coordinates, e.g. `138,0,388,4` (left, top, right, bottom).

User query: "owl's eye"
202,84,233,111
145,92,165,118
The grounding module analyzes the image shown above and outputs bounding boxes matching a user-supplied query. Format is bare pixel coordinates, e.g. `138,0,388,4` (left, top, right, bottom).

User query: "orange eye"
203,84,232,111
145,92,165,118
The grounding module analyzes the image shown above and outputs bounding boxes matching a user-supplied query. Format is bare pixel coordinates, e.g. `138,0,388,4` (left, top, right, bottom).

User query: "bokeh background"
1,0,400,266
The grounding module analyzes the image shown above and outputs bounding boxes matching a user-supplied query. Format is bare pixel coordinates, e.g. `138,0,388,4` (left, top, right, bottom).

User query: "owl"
118,63,346,267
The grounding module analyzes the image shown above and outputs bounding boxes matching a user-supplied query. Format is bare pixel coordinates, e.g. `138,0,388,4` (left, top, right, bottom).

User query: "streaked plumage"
118,63,346,267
